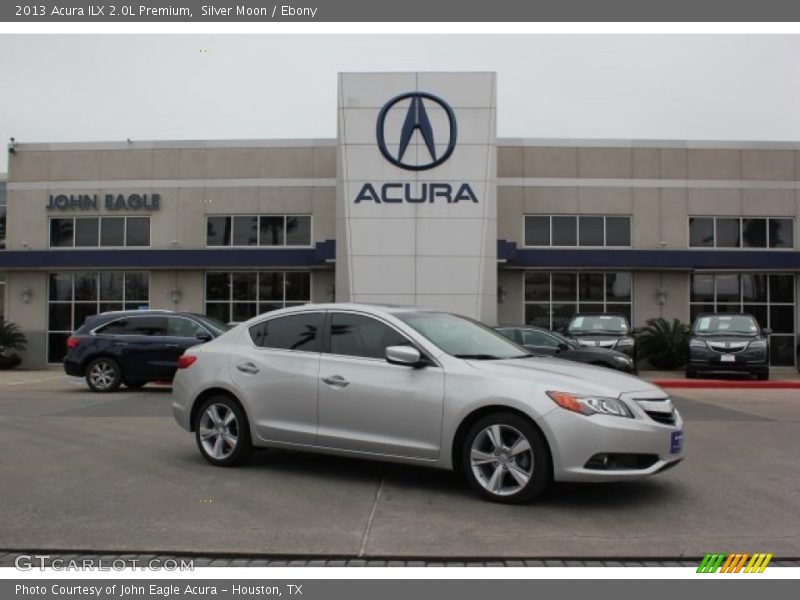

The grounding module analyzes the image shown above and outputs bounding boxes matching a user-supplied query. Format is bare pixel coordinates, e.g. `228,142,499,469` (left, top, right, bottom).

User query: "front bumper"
541,403,684,482
689,351,768,374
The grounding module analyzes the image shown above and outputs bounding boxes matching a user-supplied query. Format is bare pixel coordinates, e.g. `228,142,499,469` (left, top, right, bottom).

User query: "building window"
524,215,631,247
204,271,312,324
49,217,150,248
689,217,794,249
524,271,633,331
690,273,795,366
46,271,150,363
206,215,312,247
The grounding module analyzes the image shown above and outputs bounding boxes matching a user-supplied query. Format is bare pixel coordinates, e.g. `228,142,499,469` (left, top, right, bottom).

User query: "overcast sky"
1,34,799,172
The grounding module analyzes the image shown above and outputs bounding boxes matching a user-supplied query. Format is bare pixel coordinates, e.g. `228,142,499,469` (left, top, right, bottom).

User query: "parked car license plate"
720,354,736,363
670,430,684,454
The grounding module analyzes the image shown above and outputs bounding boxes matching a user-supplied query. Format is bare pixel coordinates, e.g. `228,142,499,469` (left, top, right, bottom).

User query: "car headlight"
546,391,633,418
615,337,634,348
748,340,767,350
613,355,632,364
689,339,707,349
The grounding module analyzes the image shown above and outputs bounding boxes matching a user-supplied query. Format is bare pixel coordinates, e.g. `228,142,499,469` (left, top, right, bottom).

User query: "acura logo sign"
376,92,458,171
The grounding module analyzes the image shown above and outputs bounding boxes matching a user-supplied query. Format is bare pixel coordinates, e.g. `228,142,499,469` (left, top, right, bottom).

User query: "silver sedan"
172,304,684,503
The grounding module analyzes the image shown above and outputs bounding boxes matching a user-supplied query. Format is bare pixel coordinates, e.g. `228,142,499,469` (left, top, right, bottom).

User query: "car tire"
461,412,551,504
85,357,123,393
685,368,697,379
125,381,147,390
756,370,770,381
194,395,253,467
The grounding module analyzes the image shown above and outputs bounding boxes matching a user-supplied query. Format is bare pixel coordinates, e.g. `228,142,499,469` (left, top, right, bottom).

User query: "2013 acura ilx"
172,304,683,503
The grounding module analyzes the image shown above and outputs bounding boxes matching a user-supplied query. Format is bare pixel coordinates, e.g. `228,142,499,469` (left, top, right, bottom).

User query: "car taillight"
66,336,80,349
177,354,197,369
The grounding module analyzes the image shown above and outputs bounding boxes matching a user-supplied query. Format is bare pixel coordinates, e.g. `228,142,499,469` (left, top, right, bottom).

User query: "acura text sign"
47,193,161,211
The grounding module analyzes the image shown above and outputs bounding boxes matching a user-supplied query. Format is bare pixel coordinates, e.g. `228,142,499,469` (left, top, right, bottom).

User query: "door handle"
166,343,181,348
321,375,349,388
236,362,260,374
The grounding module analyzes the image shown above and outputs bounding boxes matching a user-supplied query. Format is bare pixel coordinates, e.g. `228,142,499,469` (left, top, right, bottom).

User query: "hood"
464,356,662,397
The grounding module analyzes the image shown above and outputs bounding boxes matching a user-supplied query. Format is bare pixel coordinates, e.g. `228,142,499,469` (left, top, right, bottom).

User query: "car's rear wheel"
195,396,253,467
125,380,147,390
85,357,122,393
461,412,551,504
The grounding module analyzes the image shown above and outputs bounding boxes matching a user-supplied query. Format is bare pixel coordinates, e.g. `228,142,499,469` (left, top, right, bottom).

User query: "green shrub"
638,317,689,369
0,320,27,352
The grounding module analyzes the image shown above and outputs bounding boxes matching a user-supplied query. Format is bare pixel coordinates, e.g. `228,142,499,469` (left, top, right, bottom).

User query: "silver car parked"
172,304,684,503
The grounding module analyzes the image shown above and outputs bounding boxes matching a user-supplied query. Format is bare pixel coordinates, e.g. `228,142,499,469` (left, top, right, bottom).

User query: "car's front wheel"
85,357,122,393
461,412,551,504
195,396,253,467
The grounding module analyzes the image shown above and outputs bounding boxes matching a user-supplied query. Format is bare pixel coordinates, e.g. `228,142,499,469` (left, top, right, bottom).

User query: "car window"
127,316,168,336
330,313,412,360
96,318,133,335
497,329,521,344
249,312,322,352
167,317,207,338
521,330,560,348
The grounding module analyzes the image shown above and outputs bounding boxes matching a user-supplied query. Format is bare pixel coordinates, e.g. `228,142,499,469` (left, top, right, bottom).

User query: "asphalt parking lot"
1,372,799,559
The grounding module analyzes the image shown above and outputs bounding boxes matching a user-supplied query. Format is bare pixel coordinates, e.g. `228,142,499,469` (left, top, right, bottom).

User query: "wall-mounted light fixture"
20,286,33,304
498,285,507,304
171,285,182,305
655,286,668,306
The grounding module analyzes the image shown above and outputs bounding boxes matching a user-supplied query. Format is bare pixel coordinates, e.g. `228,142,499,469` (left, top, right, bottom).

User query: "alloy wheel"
198,403,240,460
88,360,117,391
470,424,534,497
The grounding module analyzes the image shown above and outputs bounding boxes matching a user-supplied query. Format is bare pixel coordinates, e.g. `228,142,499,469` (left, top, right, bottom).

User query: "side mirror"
557,342,569,352
196,331,213,342
762,328,772,336
386,345,423,367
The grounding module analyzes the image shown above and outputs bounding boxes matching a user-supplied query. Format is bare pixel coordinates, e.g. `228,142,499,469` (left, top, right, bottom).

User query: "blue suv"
63,310,230,392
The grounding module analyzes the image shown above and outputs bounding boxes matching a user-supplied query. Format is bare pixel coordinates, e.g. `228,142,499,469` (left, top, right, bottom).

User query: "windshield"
693,315,759,336
397,312,529,360
197,314,232,335
567,315,629,335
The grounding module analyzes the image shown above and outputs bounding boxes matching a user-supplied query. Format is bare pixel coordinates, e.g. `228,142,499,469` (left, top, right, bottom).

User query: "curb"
654,380,800,389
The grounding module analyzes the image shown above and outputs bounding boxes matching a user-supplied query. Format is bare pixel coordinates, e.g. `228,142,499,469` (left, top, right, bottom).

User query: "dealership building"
2,71,799,367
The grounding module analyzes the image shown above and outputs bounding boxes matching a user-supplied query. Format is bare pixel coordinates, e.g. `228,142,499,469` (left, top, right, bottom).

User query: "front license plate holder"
720,354,736,363
670,430,684,454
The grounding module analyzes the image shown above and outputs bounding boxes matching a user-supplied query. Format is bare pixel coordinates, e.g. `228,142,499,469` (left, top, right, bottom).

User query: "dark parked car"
562,314,638,363
687,313,770,380
64,310,230,392
495,326,636,373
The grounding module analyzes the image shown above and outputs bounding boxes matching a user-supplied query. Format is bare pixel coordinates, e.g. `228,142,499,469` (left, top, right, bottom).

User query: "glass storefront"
47,271,150,363
523,271,633,330
690,273,796,366
205,271,312,324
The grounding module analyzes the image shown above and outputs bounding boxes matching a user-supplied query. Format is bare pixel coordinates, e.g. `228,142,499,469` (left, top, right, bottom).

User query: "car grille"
634,398,677,426
707,341,748,353
645,410,676,426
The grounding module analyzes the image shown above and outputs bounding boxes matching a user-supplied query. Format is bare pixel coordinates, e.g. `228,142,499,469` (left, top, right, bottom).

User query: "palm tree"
638,318,689,370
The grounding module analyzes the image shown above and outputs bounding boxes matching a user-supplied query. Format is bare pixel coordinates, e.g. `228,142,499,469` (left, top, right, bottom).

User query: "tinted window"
75,218,99,247
524,216,549,246
286,216,312,246
126,217,150,246
50,219,74,247
250,312,322,352
552,216,577,246
742,219,767,248
101,217,125,246
578,216,604,246
207,216,231,246
689,217,714,247
167,317,207,338
233,216,258,246
259,216,285,246
330,313,411,359
97,319,134,335
605,217,631,246
770,218,793,248
716,218,740,248
128,316,168,336
521,330,560,348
